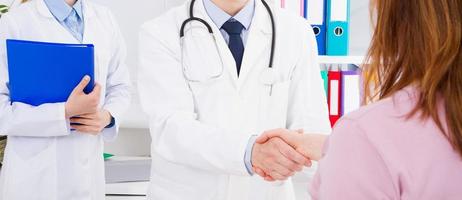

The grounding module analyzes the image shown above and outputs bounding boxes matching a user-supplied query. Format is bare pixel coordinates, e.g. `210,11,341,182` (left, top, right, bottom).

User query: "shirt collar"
43,0,83,22
203,0,255,30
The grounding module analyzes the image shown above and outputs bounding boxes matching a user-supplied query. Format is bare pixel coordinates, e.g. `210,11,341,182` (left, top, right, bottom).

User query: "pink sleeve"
309,119,399,200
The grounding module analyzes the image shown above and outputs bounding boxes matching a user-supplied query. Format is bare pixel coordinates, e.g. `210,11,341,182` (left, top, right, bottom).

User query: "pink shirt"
310,87,462,200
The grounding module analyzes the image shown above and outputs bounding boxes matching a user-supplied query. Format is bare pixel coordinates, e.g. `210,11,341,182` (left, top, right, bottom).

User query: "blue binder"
306,0,327,55
6,39,95,106
326,0,350,55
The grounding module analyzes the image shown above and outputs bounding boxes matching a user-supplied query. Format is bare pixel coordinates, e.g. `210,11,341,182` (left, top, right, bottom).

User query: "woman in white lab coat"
138,0,331,199
0,0,131,199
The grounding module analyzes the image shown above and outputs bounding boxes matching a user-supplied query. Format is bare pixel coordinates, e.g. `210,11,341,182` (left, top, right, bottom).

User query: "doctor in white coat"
0,0,131,199
138,0,331,199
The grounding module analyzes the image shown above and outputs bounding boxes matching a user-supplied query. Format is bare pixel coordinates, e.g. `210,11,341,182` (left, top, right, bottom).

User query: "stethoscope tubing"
180,0,276,69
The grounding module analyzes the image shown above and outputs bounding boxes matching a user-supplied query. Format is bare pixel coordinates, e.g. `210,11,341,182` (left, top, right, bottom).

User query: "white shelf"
318,56,365,64
106,181,149,196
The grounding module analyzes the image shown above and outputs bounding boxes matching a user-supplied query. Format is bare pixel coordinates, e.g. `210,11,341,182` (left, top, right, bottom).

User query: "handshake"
251,129,327,181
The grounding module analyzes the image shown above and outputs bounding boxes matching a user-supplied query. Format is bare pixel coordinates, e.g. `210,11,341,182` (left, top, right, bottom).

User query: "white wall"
350,0,372,55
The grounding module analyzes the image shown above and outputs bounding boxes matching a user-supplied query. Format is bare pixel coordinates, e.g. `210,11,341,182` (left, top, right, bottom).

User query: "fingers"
75,112,97,119
90,83,102,97
70,117,97,126
264,176,276,182
272,160,294,178
253,167,267,178
70,124,100,135
305,159,312,167
276,136,313,167
254,162,292,181
73,75,91,93
85,83,101,113
274,138,308,167
255,128,288,144
268,164,293,181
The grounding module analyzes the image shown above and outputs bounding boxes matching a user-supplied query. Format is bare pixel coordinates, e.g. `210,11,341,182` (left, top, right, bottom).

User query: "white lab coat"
0,0,131,199
138,0,331,200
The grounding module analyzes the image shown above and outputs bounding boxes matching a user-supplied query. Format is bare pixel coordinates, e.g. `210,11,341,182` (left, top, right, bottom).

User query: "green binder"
104,153,114,160
320,71,329,95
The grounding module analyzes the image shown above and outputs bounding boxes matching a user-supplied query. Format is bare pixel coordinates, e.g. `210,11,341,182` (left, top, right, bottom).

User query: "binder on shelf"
326,0,350,55
306,0,327,55
320,65,329,95
341,65,361,116
6,39,95,106
327,67,342,127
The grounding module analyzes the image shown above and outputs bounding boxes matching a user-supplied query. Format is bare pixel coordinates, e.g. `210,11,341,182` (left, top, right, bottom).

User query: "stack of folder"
275,0,350,56
320,64,361,127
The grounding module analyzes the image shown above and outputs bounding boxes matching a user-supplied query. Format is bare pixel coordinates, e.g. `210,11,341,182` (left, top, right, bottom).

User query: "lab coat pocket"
181,34,223,82
4,137,57,200
259,68,291,129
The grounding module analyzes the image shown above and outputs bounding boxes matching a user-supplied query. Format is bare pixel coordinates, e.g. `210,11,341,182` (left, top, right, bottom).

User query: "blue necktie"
63,9,84,42
222,19,245,76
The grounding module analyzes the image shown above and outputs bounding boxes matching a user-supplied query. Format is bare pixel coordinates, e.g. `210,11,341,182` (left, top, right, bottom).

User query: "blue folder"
326,0,350,55
6,39,95,106
306,0,327,55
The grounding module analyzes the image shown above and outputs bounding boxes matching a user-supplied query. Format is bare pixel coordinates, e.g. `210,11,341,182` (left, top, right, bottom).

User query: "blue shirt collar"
43,0,83,22
203,0,255,30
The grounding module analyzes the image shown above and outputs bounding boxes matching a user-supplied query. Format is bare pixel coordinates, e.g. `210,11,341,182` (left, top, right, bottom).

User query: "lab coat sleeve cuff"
57,103,72,136
101,118,119,142
244,135,258,175
101,104,124,141
103,104,122,122
6,102,71,137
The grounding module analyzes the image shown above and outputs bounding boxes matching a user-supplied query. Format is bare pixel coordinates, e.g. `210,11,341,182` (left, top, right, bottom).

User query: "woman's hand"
70,110,112,135
65,76,101,118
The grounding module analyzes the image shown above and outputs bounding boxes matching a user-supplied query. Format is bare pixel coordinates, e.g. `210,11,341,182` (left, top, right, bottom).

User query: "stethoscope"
179,0,276,94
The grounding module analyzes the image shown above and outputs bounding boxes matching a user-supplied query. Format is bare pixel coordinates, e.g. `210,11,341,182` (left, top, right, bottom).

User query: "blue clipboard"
6,39,95,106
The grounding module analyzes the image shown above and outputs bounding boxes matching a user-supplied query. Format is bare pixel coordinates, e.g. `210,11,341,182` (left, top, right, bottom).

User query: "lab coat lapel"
193,0,240,86
237,0,272,89
80,0,102,83
81,0,96,44
36,0,95,44
36,0,79,43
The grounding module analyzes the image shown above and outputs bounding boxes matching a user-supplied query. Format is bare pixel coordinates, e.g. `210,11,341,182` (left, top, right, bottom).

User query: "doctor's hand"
69,110,113,135
65,76,102,118
251,129,312,182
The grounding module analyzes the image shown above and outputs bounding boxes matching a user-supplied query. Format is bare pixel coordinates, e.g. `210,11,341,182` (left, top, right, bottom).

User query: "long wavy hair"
364,0,462,157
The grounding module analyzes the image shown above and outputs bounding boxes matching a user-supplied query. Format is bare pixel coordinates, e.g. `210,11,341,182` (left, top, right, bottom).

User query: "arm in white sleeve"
100,11,132,141
138,23,250,176
0,15,70,137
